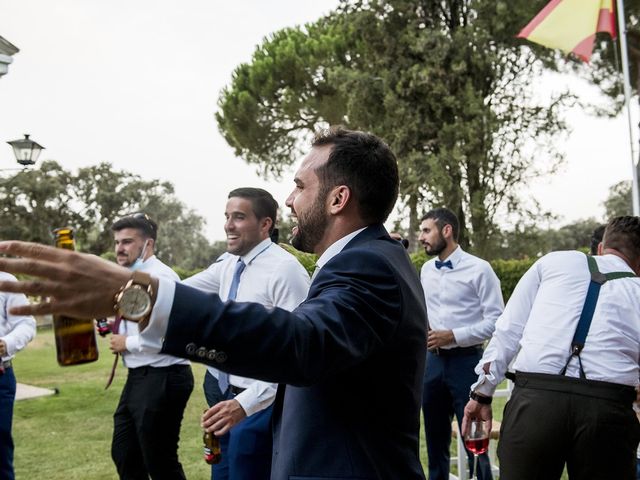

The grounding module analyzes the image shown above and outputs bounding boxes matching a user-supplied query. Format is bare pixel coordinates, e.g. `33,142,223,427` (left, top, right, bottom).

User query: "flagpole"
616,0,640,216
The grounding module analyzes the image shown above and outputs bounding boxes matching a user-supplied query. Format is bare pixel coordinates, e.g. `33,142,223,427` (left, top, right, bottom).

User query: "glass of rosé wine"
464,419,490,479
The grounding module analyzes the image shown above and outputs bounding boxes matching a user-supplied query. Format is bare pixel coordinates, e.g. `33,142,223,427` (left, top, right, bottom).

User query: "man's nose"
285,191,295,209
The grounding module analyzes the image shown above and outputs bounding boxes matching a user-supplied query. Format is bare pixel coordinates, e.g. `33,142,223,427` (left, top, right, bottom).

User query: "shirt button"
206,349,217,361
196,347,207,358
185,343,196,355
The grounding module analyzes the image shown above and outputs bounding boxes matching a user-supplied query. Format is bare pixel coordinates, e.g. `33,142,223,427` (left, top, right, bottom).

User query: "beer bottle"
51,227,99,366
203,419,221,464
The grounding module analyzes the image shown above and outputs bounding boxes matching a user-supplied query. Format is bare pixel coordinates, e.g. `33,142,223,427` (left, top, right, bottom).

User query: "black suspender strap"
560,254,637,379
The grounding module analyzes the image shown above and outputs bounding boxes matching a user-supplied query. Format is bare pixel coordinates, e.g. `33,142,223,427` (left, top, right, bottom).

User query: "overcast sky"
0,0,636,241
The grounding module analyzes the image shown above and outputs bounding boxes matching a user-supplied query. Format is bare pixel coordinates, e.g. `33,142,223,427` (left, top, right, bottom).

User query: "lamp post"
6,134,45,167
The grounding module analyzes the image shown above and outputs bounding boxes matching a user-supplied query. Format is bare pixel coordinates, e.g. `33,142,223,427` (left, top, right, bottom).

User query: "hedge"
281,245,537,302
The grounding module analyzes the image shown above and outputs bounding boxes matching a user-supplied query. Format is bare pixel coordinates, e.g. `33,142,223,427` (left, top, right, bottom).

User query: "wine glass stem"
473,453,478,480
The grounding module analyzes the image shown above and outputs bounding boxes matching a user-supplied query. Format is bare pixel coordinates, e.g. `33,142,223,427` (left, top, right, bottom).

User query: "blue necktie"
218,259,246,394
435,260,453,270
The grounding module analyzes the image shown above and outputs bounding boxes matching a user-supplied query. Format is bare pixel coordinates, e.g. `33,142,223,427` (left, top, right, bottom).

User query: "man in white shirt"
0,272,36,480
418,207,503,480
183,187,310,480
464,215,640,480
109,213,192,480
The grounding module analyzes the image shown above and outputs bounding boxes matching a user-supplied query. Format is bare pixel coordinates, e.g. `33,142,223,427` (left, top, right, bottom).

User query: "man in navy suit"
0,127,428,479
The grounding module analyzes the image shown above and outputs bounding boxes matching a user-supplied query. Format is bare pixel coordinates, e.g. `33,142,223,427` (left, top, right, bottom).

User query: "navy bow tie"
435,260,453,270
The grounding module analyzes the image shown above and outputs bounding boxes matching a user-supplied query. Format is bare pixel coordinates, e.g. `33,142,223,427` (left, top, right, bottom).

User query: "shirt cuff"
471,363,498,397
138,277,175,354
0,337,14,358
234,392,259,417
234,390,275,417
125,335,140,353
451,327,470,347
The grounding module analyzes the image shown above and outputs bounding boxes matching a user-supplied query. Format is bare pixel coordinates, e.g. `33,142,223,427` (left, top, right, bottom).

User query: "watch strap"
469,390,492,405
131,270,153,293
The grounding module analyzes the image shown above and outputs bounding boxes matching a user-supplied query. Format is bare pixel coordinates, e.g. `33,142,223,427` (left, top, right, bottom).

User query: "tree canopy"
216,0,578,256
0,161,217,270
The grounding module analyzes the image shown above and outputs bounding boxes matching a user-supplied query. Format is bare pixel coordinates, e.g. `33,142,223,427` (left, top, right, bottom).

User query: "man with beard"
418,207,503,480
0,127,428,480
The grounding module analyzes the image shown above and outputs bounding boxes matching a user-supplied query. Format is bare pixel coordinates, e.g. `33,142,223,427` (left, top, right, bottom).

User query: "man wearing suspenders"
463,216,640,480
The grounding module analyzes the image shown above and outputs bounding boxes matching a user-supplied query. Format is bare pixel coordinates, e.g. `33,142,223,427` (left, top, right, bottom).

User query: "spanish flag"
518,0,617,62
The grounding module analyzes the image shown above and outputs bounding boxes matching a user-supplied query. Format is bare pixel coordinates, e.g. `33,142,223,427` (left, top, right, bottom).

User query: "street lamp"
7,134,45,167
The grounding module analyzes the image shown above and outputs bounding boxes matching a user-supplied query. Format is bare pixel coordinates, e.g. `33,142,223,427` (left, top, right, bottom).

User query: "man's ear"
260,217,273,235
442,224,453,240
329,185,351,215
596,242,604,256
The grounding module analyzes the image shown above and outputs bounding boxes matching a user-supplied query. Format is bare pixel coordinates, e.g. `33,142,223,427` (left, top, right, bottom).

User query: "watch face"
119,286,151,320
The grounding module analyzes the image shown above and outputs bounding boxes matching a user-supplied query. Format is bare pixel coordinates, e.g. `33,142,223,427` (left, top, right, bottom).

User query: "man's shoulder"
142,257,179,281
263,243,308,269
460,250,495,273
332,238,405,276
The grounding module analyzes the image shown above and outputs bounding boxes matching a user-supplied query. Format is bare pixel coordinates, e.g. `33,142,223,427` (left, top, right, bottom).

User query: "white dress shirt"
183,238,310,416
420,246,503,348
120,255,188,369
0,272,36,360
472,251,640,396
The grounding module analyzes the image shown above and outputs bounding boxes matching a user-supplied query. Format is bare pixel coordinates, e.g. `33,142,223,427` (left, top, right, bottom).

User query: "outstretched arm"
0,241,135,319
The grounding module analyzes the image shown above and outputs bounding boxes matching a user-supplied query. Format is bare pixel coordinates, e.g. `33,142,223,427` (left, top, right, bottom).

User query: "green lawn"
13,329,565,479
13,329,211,479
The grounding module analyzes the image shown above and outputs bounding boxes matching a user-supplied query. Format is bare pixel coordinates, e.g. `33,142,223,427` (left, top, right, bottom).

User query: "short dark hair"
590,225,606,255
602,216,640,261
421,207,459,242
111,213,157,241
311,127,399,224
228,187,278,234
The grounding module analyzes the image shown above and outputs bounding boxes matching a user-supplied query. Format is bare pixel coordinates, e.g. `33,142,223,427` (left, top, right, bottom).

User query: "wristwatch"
114,271,154,322
469,390,493,405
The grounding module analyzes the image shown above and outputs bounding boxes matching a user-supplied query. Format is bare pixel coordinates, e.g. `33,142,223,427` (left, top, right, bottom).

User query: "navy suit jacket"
162,225,427,479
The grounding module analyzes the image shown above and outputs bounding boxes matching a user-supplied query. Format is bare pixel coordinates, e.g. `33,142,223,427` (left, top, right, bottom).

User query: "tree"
0,161,216,270
494,217,602,259
603,180,632,219
216,0,572,257
0,160,83,245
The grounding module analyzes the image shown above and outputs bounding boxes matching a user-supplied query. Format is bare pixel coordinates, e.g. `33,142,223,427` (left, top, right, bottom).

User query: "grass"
14,329,211,479
14,329,567,479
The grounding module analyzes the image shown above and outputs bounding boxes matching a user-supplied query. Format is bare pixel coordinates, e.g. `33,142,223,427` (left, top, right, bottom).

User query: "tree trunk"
407,193,419,253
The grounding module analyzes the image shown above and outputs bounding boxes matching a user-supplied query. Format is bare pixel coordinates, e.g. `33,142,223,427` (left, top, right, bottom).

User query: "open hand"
0,241,131,320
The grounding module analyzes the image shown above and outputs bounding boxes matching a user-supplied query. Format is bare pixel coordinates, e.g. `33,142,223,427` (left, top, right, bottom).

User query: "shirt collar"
239,237,273,265
603,253,636,273
437,245,463,268
316,227,367,270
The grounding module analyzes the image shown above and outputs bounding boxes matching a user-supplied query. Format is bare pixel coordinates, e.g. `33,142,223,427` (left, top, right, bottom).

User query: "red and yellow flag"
518,0,617,62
